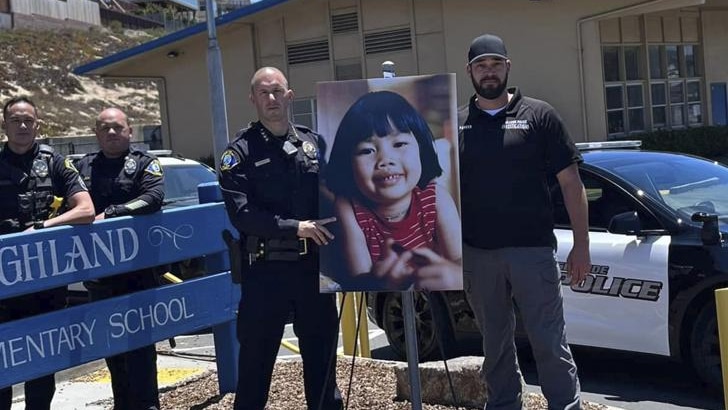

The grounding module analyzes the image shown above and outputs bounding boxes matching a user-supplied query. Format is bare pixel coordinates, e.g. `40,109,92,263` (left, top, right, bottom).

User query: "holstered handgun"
222,229,242,284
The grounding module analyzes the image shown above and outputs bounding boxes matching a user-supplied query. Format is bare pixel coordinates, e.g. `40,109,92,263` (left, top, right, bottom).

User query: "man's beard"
471,72,508,100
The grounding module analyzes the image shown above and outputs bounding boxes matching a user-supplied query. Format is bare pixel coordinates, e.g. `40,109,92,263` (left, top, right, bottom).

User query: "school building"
74,0,728,161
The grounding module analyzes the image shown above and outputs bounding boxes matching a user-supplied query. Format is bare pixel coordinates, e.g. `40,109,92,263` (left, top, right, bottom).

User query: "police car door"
552,170,671,356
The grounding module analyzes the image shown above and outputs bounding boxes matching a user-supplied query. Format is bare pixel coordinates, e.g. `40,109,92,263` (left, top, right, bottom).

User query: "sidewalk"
11,343,217,410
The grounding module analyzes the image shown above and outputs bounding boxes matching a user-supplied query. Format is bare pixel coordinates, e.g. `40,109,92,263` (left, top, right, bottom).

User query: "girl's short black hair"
325,91,443,198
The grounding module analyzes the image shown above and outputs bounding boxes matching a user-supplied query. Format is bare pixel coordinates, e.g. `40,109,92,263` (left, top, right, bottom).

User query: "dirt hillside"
0,27,161,137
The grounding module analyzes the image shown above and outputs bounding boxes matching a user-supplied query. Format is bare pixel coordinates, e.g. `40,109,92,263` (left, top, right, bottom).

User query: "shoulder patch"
64,157,79,173
144,159,163,177
220,149,240,172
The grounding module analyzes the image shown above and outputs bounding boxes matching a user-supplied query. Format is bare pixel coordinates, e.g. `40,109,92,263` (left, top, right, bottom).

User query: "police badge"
32,158,49,178
124,157,137,176
302,141,317,159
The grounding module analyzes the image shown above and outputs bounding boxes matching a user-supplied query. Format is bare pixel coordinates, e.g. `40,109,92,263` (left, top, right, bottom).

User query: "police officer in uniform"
0,96,95,410
75,107,165,410
219,67,342,410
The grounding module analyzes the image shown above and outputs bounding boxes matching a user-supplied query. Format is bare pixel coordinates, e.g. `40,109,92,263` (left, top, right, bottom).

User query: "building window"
648,44,702,130
601,16,704,137
602,46,645,135
603,43,703,136
292,98,316,129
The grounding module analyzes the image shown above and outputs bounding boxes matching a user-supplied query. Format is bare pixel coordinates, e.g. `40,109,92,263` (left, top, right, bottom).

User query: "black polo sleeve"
542,105,582,175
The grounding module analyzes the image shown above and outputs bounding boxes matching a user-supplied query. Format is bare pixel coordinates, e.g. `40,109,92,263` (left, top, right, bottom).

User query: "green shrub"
617,126,728,160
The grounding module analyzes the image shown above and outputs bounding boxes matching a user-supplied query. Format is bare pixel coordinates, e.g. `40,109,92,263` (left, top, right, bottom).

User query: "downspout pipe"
576,0,704,141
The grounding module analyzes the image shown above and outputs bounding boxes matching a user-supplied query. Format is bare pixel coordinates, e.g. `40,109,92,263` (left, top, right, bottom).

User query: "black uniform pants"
86,269,161,410
234,258,342,410
0,288,66,410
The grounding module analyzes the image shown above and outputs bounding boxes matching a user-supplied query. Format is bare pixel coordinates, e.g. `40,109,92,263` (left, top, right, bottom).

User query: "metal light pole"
205,0,230,170
382,60,423,410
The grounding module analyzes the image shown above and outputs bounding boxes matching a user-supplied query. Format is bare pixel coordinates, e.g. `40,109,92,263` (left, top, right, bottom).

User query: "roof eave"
74,0,291,76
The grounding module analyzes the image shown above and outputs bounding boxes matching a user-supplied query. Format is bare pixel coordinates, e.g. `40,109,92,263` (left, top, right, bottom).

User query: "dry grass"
0,28,161,136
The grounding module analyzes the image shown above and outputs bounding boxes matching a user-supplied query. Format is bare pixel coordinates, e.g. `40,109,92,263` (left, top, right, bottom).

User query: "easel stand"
402,291,423,410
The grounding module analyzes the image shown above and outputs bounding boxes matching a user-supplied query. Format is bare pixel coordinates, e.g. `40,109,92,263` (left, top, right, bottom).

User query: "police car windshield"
163,163,217,203
591,152,728,220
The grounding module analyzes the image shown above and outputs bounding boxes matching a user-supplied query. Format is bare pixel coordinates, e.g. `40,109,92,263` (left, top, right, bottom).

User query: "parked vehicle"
368,140,728,390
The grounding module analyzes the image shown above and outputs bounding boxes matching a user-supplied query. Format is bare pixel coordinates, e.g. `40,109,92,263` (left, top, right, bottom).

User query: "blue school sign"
0,193,241,391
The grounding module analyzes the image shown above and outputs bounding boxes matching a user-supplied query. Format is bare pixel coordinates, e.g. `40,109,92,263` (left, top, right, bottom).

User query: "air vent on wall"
287,40,330,65
364,27,411,55
332,12,358,34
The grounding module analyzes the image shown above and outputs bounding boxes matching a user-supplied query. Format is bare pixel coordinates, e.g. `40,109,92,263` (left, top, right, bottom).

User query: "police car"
368,140,728,390
149,150,218,208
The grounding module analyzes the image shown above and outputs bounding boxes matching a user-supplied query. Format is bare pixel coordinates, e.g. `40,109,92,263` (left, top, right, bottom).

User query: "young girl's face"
351,129,422,205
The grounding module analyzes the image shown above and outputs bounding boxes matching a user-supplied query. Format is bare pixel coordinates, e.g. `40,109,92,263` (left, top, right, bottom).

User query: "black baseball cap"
468,34,508,64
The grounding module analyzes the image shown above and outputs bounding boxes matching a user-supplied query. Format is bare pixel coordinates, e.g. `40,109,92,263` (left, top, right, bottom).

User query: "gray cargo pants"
463,244,581,410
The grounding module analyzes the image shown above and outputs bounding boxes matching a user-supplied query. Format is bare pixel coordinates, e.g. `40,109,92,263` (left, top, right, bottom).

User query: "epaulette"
232,122,256,142
38,143,54,154
129,149,155,159
81,151,98,161
293,123,317,135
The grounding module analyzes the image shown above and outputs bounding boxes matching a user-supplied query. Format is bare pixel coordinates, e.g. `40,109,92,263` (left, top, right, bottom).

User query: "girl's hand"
371,238,415,289
410,247,463,291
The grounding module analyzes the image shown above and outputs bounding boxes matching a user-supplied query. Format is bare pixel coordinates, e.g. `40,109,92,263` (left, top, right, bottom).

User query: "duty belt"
250,237,310,263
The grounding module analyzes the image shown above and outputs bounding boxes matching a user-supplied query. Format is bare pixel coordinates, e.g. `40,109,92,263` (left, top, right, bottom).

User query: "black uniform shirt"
75,149,164,216
0,143,87,233
218,121,322,240
459,87,581,249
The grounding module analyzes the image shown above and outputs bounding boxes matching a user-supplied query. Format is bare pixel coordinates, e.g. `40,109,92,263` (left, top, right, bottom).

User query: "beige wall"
441,0,658,142
702,8,728,124
87,0,728,159
101,23,257,160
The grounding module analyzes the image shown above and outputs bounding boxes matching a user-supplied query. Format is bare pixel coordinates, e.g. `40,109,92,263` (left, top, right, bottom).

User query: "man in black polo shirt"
459,34,591,410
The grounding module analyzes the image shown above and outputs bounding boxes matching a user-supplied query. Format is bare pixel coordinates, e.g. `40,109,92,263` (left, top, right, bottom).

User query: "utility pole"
205,0,230,170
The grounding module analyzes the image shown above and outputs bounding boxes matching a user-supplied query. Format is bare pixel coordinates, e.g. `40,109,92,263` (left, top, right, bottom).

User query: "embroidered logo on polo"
502,120,530,130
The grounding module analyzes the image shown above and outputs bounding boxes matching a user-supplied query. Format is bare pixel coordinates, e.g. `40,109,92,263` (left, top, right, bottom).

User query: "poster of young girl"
317,74,462,292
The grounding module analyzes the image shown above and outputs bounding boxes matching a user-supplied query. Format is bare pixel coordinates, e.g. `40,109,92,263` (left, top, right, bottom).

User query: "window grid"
601,18,704,137
291,98,317,130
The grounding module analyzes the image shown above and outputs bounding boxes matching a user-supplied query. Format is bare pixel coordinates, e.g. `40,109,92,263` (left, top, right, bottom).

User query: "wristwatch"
104,205,117,218
33,220,45,230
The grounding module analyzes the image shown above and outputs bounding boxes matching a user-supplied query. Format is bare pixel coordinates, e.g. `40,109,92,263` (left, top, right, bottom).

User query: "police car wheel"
689,300,723,390
380,292,455,361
